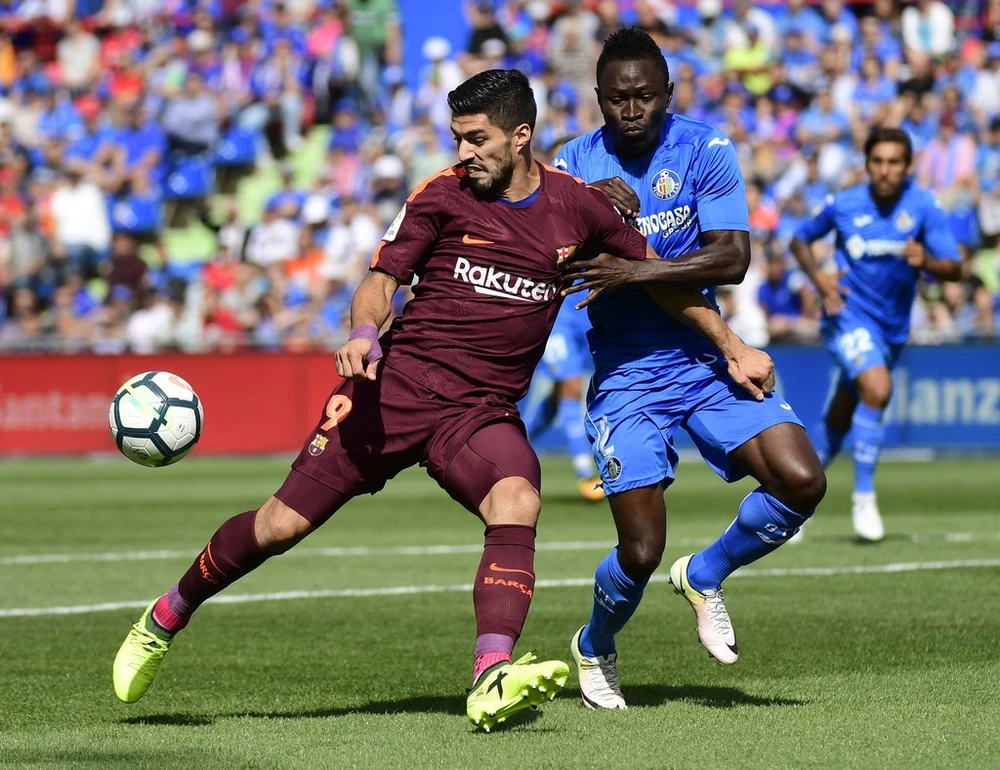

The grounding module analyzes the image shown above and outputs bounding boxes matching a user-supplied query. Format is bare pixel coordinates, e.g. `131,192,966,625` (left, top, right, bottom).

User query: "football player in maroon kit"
112,69,773,731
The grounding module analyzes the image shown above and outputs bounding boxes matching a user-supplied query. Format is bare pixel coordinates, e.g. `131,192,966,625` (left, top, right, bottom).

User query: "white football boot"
570,627,627,710
851,491,885,542
668,554,739,665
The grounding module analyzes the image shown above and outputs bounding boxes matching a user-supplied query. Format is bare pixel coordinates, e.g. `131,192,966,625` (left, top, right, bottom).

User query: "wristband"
349,325,383,364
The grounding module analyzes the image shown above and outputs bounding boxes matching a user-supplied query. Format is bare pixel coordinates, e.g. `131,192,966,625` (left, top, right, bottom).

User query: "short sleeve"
692,134,750,232
577,184,648,261
794,194,837,242
370,187,441,284
921,195,961,261
552,136,583,177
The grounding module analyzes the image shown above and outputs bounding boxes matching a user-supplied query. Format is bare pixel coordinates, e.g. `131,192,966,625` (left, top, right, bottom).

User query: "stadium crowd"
0,0,999,353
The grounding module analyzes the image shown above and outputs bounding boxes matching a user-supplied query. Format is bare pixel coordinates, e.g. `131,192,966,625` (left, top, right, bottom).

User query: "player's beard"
467,144,517,198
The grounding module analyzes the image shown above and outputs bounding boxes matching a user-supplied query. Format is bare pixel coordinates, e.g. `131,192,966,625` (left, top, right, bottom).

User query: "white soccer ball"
109,371,204,467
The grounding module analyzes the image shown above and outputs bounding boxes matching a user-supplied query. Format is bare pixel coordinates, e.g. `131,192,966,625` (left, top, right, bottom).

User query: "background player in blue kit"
554,28,827,710
523,299,606,502
791,128,961,542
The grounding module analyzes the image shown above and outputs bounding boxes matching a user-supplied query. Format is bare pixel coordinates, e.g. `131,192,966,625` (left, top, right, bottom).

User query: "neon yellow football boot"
113,601,173,703
466,652,569,732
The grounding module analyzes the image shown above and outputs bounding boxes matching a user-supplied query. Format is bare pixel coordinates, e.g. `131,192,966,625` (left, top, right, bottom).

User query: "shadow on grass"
123,692,546,729
564,683,807,710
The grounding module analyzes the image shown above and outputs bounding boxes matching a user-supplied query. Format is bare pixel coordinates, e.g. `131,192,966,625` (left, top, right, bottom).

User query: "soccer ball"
109,371,204,467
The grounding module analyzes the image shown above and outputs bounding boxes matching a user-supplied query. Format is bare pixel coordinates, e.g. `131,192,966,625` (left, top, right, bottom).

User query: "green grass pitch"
1,456,998,769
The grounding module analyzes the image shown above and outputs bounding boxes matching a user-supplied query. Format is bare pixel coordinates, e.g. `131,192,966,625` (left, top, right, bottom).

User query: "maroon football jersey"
370,162,647,405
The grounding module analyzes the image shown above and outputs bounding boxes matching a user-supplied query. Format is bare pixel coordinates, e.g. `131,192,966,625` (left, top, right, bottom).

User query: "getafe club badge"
894,210,914,232
652,169,681,201
556,244,577,265
607,456,622,481
308,434,328,456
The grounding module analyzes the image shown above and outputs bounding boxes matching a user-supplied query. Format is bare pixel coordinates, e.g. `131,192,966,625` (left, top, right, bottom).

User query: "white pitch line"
1,558,997,619
5,530,1000,567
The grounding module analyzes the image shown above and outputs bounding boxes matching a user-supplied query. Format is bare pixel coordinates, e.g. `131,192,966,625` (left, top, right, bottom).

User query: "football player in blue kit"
523,298,606,501
791,127,961,542
554,28,827,710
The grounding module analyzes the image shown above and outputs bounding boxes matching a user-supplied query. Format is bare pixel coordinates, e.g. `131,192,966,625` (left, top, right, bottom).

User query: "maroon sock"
473,524,536,675
152,510,270,632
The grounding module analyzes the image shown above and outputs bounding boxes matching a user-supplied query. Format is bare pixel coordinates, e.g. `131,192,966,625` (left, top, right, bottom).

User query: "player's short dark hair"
447,69,537,134
597,27,671,90
864,126,913,165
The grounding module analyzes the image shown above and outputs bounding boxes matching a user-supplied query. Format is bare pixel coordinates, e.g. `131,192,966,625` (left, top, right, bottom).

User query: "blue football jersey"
554,114,749,374
794,180,960,344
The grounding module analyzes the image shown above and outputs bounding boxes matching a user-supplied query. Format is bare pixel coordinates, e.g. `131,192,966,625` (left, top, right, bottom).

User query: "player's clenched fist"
336,325,383,382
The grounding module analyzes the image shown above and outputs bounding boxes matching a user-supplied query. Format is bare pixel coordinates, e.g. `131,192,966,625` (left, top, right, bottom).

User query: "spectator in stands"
57,17,101,94
979,117,1000,241
758,253,818,342
345,0,401,107
126,285,175,354
244,200,299,267
0,286,44,350
959,282,998,340
816,0,858,45
777,0,826,47
162,71,221,157
851,55,896,125
49,159,111,277
104,233,148,296
723,0,778,53
902,0,956,58
267,162,307,220
107,100,166,191
465,0,509,60
918,111,979,251
91,283,133,355
4,204,49,298
245,37,306,159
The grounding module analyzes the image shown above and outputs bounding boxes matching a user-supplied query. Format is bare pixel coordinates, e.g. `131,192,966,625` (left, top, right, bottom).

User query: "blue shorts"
821,311,905,388
541,302,591,381
585,356,805,494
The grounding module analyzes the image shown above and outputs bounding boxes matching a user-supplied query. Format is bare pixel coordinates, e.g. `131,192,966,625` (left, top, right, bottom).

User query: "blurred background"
0,0,998,455
0,0,998,355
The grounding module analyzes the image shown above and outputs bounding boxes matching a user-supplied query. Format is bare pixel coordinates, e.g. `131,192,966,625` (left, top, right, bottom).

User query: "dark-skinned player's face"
865,141,910,200
596,59,673,159
451,114,527,197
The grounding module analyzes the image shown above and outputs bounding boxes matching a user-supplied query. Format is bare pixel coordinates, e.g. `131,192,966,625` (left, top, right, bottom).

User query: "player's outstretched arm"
563,232,750,307
645,285,774,401
336,270,399,382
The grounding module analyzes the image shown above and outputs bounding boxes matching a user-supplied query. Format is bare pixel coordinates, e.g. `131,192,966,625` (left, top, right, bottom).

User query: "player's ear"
511,123,532,152
665,82,675,110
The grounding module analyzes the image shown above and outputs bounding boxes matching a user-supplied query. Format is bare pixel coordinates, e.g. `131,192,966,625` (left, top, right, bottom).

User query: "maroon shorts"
275,365,541,525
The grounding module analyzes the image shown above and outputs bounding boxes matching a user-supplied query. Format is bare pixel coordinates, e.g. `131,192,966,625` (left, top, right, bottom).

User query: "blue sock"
688,489,811,592
851,403,885,494
558,396,593,479
579,549,647,657
522,395,557,441
808,418,846,468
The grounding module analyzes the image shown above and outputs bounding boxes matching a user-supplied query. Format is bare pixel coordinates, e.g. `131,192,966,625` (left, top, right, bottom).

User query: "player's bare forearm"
645,285,774,400
631,231,750,287
643,285,740,358
350,269,399,332
923,257,962,282
337,270,399,382
790,236,823,282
